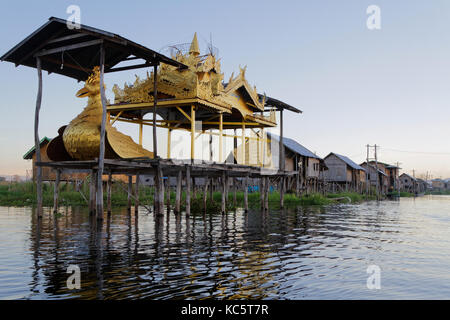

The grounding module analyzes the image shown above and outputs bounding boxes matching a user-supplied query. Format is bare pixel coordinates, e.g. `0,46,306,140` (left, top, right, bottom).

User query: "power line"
381,147,450,155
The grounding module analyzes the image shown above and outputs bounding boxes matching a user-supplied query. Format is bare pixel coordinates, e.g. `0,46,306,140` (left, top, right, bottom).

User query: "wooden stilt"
244,175,249,212
260,177,265,209
107,172,112,215
135,173,140,214
165,176,171,212
96,45,107,220
221,171,226,214
53,169,60,214
89,170,96,215
280,176,285,209
157,166,164,215
186,165,191,216
233,178,237,206
127,175,132,213
203,177,209,214
175,170,182,214
34,57,43,218
264,177,269,211
209,177,213,200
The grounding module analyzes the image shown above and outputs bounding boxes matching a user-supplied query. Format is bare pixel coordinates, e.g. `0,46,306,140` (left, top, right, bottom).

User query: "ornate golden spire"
189,32,200,56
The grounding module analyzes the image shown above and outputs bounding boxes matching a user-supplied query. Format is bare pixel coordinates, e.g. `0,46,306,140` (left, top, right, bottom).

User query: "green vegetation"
425,190,450,195
0,181,379,214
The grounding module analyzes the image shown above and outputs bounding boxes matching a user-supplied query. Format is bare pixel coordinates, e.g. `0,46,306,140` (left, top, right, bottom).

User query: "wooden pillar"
167,128,172,159
34,57,43,218
279,109,285,171
190,105,195,162
186,165,191,216
296,173,300,197
264,177,269,211
53,169,60,214
221,171,226,214
89,170,96,215
135,173,140,214
165,176,171,212
127,175,132,213
152,63,158,157
138,117,143,146
219,112,223,162
244,175,249,212
175,170,182,214
203,177,209,214
280,176,285,209
209,130,213,162
107,173,112,215
209,177,213,200
233,178,237,206
242,123,246,165
260,177,265,209
233,129,238,164
157,165,164,215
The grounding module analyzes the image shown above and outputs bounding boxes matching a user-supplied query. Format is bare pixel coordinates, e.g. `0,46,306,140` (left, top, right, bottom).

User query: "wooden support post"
53,169,60,214
139,116,143,146
221,171,226,214
233,178,237,206
242,123,246,165
203,177,209,214
34,57,43,218
244,175,249,212
157,166,164,215
89,170,96,215
280,176,285,209
165,176,171,212
233,129,238,164
219,112,223,162
296,173,300,197
186,165,191,216
152,64,158,157
260,177,265,209
190,105,195,162
175,170,182,214
127,175,132,213
107,173,112,215
135,173,140,214
167,129,172,158
264,177,269,211
96,45,108,220
209,177,213,200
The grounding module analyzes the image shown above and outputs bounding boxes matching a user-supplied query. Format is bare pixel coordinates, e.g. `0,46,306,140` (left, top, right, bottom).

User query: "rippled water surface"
1,195,450,299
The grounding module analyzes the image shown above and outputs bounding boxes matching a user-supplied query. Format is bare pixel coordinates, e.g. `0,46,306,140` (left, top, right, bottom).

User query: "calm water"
1,195,450,300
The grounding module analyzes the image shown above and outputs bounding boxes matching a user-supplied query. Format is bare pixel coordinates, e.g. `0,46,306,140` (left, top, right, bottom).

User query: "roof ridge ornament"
189,32,200,57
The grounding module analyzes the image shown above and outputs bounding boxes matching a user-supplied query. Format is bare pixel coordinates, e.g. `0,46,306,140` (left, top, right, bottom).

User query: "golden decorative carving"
63,67,153,160
112,33,268,118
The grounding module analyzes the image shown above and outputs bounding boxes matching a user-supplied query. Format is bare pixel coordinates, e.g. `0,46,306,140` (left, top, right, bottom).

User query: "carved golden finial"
239,65,247,78
189,32,200,57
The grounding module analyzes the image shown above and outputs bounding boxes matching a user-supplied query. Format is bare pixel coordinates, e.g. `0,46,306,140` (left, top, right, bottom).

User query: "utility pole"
366,144,370,196
413,169,416,195
365,144,381,199
396,161,402,197
374,144,379,199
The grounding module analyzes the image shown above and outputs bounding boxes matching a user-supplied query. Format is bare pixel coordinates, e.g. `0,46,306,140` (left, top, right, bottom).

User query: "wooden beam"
242,123,246,165
106,62,157,74
176,106,191,122
138,116,143,146
127,175,132,213
34,39,103,57
34,57,43,218
110,110,123,125
46,33,89,44
167,129,171,158
107,173,112,215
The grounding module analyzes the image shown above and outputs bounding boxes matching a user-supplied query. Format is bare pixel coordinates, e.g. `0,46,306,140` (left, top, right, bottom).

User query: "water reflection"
0,196,450,299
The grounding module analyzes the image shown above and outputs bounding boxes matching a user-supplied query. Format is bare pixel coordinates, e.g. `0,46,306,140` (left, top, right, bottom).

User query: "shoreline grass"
0,181,382,213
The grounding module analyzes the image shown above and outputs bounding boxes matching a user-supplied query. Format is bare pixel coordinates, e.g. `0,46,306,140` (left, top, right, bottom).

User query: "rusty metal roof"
1,17,187,81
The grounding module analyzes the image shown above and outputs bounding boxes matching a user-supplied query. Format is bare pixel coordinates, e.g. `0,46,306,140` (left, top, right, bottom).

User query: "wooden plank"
34,39,103,57
34,57,43,218
106,62,157,73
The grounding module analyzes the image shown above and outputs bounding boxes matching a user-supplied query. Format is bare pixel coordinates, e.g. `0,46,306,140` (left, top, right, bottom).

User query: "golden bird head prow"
76,66,103,98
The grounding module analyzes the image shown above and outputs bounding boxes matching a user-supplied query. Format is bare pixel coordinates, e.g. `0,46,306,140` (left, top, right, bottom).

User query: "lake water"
1,195,450,300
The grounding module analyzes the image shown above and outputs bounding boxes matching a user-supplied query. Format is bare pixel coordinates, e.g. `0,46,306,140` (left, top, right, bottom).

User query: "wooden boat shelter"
1,17,302,219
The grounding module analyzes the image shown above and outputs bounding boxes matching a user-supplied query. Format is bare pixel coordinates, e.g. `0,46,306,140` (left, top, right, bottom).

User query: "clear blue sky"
1,0,450,179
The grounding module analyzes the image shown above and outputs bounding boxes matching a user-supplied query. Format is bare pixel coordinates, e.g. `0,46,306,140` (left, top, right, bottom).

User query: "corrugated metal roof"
23,137,51,159
1,17,187,81
267,133,321,159
327,153,365,171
